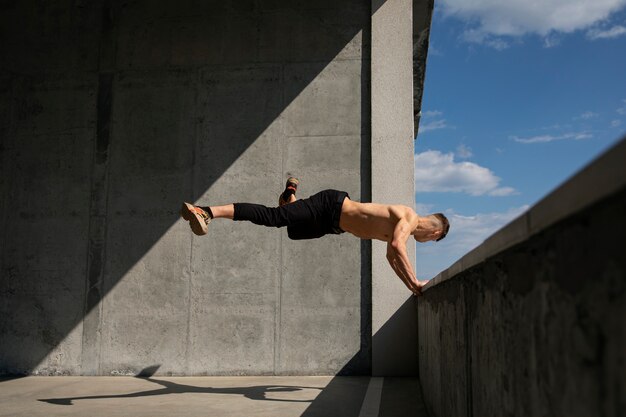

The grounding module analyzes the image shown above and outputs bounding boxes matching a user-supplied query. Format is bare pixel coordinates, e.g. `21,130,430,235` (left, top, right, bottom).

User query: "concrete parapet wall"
418,138,626,417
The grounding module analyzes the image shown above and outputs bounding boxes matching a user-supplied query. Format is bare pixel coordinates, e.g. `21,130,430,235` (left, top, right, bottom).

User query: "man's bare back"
339,199,416,242
339,197,444,295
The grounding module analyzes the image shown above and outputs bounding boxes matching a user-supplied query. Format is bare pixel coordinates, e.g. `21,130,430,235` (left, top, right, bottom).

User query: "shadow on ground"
37,365,321,406
39,379,322,406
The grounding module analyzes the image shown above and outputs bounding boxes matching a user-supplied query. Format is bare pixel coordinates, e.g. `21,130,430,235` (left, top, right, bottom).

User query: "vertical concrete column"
370,0,418,375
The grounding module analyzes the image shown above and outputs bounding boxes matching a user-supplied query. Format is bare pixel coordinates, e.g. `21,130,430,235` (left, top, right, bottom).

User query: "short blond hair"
432,213,449,241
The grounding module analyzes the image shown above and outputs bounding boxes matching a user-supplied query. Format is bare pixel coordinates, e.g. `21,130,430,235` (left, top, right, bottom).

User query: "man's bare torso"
339,197,416,242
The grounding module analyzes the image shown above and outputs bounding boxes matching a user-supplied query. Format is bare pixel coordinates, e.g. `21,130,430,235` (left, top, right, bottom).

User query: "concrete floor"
0,376,428,417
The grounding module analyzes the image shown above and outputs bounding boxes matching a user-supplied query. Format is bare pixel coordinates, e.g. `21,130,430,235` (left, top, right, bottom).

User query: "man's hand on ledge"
411,280,428,297
386,241,424,296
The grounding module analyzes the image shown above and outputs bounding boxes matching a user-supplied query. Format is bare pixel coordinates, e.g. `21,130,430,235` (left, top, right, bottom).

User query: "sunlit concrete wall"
370,0,433,376
0,0,371,376
417,139,626,417
370,0,417,376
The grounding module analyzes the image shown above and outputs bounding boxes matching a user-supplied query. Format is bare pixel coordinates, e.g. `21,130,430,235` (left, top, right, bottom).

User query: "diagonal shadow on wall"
0,0,377,375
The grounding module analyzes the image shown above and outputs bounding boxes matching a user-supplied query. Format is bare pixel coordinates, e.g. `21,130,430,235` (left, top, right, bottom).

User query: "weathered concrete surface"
0,376,427,417
418,140,626,417
371,0,431,376
0,0,371,375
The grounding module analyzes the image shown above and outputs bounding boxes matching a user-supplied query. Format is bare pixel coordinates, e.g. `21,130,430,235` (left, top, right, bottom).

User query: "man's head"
432,213,450,241
413,212,450,243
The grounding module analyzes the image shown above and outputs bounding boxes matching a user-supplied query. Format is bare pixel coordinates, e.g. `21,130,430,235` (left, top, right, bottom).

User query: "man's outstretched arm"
386,219,423,295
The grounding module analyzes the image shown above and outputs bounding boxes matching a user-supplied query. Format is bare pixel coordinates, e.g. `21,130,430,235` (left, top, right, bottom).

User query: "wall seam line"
273,63,286,376
183,68,200,375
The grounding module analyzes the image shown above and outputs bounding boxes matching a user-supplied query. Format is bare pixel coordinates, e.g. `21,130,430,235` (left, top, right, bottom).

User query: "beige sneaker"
278,177,299,206
181,202,211,235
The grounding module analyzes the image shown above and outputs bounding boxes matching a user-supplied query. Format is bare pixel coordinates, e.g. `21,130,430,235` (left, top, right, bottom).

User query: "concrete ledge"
417,140,626,416
423,136,626,292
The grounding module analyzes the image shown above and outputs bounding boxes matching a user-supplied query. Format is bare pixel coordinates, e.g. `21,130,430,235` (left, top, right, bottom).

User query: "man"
181,178,449,295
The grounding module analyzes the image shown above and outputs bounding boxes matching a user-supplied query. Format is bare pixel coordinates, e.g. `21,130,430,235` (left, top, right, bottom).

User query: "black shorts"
233,189,349,240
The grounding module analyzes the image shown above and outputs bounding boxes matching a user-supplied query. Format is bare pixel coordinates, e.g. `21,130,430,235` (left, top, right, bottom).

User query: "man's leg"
199,183,296,220
181,177,308,236
208,204,234,219
209,176,298,219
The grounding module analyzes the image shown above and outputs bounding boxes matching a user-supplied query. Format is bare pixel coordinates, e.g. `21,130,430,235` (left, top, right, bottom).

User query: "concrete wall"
418,138,626,417
0,0,371,376
370,0,418,376
370,0,433,377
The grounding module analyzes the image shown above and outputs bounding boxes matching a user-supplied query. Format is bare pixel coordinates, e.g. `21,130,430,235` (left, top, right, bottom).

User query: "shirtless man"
181,178,449,295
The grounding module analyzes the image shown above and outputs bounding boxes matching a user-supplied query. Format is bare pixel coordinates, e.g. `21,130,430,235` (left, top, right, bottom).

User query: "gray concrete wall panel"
278,134,368,375
417,281,469,417
258,4,368,63
1,0,371,376
93,70,197,375
284,61,364,138
370,0,419,376
0,2,101,73
0,74,96,375
188,293,276,375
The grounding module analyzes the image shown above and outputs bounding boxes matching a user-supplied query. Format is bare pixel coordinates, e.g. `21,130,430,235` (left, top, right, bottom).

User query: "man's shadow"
39,365,322,406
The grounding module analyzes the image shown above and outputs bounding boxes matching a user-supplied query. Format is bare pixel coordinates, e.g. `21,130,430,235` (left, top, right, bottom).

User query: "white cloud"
611,119,622,127
456,144,473,159
575,111,599,120
417,205,530,279
617,99,626,115
587,25,626,39
414,203,435,215
444,206,530,254
420,119,447,133
419,110,448,133
541,123,572,130
422,110,443,117
489,186,517,196
428,43,444,56
414,150,515,196
462,29,511,49
511,132,592,144
543,35,562,48
439,0,626,48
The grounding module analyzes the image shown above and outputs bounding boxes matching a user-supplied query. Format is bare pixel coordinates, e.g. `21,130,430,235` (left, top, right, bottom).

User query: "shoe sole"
181,202,209,236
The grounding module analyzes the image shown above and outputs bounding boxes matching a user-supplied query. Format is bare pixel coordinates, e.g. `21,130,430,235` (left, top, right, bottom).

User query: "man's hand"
386,241,423,296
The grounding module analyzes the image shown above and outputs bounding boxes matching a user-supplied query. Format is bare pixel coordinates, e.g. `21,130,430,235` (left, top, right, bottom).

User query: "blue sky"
415,0,626,279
